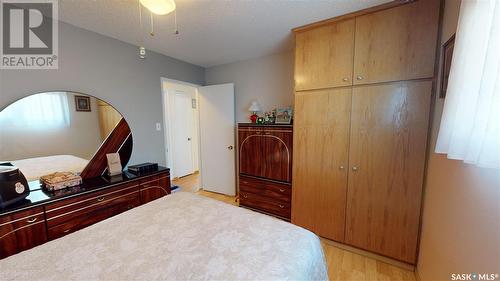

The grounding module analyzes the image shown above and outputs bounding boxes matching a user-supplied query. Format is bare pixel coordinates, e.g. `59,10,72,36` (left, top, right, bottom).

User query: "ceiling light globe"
140,0,176,15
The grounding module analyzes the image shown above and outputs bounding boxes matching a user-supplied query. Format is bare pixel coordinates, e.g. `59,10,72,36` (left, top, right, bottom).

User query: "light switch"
156,122,162,131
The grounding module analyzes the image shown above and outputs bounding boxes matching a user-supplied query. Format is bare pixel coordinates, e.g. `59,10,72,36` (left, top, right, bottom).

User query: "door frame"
161,77,201,181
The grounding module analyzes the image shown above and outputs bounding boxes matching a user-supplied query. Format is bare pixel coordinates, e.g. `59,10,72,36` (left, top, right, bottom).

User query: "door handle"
227,146,234,150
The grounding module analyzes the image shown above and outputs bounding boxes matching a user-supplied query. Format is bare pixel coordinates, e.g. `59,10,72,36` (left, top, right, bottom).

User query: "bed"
6,155,89,181
0,192,328,280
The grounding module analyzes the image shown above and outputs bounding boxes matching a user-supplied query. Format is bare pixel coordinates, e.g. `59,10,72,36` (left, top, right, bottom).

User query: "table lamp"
248,101,261,123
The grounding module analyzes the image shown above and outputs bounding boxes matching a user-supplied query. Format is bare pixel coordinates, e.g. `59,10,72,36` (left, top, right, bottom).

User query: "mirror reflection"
0,92,125,181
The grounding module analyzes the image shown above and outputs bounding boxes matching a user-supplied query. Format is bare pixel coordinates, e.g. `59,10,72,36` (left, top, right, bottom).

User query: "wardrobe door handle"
339,166,345,170
356,75,364,80
342,77,348,82
352,166,359,172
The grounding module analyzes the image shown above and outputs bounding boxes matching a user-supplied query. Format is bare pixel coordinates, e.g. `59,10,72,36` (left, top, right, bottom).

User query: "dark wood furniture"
80,118,133,179
0,168,170,260
238,124,293,220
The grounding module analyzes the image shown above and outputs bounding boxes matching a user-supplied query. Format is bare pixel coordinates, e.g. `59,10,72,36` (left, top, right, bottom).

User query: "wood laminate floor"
172,174,417,281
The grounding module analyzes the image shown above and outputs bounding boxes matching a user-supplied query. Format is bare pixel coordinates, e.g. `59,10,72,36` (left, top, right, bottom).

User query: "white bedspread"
1,192,328,281
9,155,89,181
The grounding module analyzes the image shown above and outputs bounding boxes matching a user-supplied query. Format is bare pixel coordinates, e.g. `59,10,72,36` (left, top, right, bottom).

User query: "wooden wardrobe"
291,0,440,264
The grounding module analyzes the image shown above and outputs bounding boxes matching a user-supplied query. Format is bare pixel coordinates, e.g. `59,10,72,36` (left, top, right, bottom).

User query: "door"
172,91,195,178
238,128,292,182
295,18,355,91
198,83,236,196
97,100,122,140
353,0,440,85
292,88,351,242
345,81,432,263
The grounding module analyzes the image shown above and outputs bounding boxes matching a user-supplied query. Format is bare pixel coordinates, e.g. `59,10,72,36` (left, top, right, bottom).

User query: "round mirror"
0,92,133,182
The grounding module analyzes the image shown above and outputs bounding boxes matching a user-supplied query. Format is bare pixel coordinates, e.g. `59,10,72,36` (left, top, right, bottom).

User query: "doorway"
162,79,200,181
162,78,236,196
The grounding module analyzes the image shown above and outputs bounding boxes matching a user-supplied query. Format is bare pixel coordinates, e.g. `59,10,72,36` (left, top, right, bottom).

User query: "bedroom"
0,0,499,280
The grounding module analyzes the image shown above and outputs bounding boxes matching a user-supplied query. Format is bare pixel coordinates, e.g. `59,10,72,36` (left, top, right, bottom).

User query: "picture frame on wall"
441,34,455,99
75,95,91,112
275,107,293,124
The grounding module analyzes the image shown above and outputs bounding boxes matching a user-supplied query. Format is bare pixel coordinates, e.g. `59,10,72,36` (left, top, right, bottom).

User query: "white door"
172,91,194,178
198,83,236,196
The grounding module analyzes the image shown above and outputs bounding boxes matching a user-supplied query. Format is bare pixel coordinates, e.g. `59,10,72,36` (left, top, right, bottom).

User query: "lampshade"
248,101,262,112
140,0,176,15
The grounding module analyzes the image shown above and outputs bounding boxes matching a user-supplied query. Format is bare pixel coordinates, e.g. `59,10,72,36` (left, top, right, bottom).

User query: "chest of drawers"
238,124,293,220
0,168,170,259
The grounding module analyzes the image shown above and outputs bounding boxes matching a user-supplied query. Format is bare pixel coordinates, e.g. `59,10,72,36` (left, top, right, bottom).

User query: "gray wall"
205,52,294,122
0,21,205,167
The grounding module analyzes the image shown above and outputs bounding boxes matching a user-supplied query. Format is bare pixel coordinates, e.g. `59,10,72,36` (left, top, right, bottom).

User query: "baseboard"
415,268,423,281
321,238,416,272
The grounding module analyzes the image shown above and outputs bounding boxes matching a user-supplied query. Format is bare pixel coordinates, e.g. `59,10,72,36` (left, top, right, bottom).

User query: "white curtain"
436,0,500,169
0,92,70,129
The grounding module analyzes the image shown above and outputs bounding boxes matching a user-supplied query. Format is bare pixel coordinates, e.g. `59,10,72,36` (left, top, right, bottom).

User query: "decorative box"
40,172,82,191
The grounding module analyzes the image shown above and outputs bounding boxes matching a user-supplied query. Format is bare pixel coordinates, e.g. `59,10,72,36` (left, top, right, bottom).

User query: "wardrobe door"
295,19,355,91
345,81,432,264
262,130,293,183
239,130,264,178
353,0,440,85
292,88,351,242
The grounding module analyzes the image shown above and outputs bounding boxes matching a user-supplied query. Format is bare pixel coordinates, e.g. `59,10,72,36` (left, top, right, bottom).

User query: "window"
436,0,500,169
0,92,70,129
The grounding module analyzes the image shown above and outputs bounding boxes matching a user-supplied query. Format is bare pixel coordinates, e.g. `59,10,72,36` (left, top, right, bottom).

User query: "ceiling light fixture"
140,0,176,15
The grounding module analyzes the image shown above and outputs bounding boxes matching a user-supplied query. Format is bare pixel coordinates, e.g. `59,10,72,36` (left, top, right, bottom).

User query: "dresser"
0,168,170,259
238,124,293,220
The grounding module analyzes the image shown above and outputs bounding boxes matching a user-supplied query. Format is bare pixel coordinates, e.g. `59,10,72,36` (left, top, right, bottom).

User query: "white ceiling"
59,0,391,68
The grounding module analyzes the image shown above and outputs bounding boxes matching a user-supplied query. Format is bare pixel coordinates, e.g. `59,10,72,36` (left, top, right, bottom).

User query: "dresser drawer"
239,191,291,219
140,172,171,204
47,192,140,240
45,182,140,235
239,176,291,203
0,207,47,259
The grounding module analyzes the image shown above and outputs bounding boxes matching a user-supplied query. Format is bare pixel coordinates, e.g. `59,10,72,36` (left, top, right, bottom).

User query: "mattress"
0,192,328,281
9,155,89,181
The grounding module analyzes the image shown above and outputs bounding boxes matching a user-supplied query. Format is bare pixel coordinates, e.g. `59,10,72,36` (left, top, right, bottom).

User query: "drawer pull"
26,217,37,223
242,181,249,184
97,197,105,202
279,188,285,193
242,195,248,199
63,229,71,233
278,204,285,209
264,132,271,135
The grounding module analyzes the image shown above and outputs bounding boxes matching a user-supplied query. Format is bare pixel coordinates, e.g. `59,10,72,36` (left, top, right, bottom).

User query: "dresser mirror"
0,92,133,182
